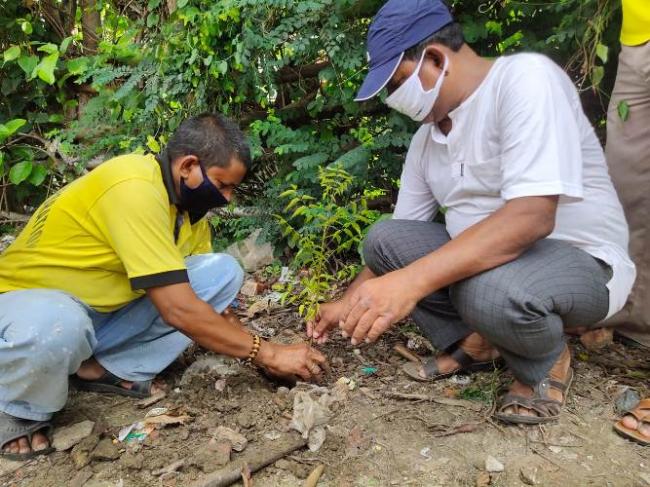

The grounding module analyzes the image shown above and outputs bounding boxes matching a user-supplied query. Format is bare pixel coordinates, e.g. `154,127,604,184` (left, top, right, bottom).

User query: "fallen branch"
189,434,308,487
384,391,483,411
393,344,422,364
0,211,31,223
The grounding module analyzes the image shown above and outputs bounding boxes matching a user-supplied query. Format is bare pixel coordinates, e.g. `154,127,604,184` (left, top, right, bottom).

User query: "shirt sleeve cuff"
129,269,189,290
501,181,583,201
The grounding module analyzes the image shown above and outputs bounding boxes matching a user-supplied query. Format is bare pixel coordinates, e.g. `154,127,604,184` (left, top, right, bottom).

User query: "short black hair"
166,113,252,170
403,22,465,60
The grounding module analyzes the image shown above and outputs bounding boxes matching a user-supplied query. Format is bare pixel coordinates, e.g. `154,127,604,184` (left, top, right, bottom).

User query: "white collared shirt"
394,53,636,318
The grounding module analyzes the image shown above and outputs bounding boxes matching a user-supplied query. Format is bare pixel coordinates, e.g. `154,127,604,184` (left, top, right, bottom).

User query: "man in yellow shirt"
607,0,650,446
0,113,326,458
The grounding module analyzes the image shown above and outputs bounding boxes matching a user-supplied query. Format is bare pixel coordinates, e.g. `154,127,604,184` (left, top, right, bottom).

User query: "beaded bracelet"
246,334,261,363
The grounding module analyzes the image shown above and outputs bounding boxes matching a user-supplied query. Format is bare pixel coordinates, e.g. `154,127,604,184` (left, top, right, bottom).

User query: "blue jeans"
0,253,243,421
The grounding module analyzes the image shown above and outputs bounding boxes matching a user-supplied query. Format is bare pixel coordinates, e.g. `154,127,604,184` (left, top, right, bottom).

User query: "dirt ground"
1,305,649,487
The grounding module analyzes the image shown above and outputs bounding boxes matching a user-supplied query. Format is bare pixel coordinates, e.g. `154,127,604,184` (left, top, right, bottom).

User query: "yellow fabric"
0,153,212,312
621,0,650,46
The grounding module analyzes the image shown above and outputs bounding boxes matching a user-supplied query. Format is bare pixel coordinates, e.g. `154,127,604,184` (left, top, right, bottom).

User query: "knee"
362,219,401,274
187,253,244,303
453,281,562,357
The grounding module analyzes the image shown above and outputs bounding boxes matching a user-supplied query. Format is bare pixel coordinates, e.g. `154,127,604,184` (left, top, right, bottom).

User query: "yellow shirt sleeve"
621,0,650,46
189,218,214,255
89,178,189,290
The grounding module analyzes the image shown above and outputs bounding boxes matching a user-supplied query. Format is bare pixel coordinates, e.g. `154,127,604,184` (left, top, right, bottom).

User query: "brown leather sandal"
402,344,504,382
614,398,650,446
495,368,574,425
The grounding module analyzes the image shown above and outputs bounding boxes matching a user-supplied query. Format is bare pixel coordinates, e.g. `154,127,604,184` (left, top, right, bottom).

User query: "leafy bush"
275,164,384,320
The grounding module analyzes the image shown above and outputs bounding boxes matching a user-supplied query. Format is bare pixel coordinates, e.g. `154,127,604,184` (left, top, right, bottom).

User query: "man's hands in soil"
255,341,327,381
307,300,347,344
340,270,418,344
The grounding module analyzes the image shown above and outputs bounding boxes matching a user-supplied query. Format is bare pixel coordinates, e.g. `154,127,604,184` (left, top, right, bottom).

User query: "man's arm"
147,283,327,379
340,195,558,343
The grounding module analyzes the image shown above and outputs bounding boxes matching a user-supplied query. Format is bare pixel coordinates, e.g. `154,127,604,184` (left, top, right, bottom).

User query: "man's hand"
307,300,346,344
340,269,419,345
255,341,328,381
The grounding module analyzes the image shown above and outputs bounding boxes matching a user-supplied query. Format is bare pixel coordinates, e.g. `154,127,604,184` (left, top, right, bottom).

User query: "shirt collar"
156,150,180,207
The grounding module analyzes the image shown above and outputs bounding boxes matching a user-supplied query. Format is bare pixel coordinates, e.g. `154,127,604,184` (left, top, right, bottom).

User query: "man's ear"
424,45,446,69
176,155,199,178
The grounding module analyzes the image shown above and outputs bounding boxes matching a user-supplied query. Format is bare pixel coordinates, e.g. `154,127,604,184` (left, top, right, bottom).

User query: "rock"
192,444,230,474
240,279,263,296
53,420,95,451
485,455,504,473
640,472,650,486
90,438,121,461
0,458,27,477
235,411,256,430
210,426,247,452
614,388,641,415
180,356,241,385
548,445,562,454
519,466,538,485
71,434,100,469
121,452,144,470
225,229,274,272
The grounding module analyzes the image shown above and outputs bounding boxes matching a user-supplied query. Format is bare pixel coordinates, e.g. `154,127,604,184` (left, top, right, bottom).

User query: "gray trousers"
362,220,611,385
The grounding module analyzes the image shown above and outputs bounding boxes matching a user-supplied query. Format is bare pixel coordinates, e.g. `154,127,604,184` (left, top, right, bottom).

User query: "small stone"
211,426,247,452
240,279,262,296
90,438,121,461
71,434,100,469
485,455,504,473
475,471,491,487
235,411,256,430
121,452,144,470
52,420,95,451
614,388,641,415
519,466,538,485
420,447,432,459
548,446,562,454
640,473,650,486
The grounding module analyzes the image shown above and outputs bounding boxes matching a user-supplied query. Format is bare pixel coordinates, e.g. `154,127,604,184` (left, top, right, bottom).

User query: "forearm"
406,196,557,300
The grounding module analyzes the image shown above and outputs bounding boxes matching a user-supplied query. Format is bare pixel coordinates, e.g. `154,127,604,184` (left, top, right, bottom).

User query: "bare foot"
620,402,650,440
501,345,571,417
418,332,500,379
76,358,165,395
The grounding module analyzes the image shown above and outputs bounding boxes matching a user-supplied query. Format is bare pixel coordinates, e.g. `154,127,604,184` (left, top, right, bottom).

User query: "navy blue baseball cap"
355,0,454,101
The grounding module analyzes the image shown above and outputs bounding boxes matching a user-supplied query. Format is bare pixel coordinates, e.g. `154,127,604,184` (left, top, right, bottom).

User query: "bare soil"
1,307,649,487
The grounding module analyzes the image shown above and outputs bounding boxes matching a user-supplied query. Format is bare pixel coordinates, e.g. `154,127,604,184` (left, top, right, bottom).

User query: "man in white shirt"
308,0,635,424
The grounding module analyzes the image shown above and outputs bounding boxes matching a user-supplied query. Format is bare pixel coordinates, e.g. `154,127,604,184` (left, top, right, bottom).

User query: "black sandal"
0,412,54,461
71,370,155,399
495,368,574,425
402,344,503,382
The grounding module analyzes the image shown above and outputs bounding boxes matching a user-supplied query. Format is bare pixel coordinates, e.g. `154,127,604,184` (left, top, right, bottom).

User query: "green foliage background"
0,0,620,227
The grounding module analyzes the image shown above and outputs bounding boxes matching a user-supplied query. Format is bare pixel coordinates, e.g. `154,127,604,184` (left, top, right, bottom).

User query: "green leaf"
0,118,27,142
48,113,64,123
59,36,73,55
617,100,630,122
37,43,59,55
596,43,608,64
3,45,21,63
17,55,38,76
177,0,189,8
591,66,604,87
66,57,89,75
146,135,161,153
146,13,160,27
21,20,32,35
28,165,48,186
8,161,33,185
36,52,59,85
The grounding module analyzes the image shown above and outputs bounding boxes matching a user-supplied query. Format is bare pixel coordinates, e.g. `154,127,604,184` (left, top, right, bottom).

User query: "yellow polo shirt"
621,0,650,46
0,153,212,312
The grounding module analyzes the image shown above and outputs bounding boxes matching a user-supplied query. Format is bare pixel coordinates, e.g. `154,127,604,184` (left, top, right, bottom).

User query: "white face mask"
385,50,449,122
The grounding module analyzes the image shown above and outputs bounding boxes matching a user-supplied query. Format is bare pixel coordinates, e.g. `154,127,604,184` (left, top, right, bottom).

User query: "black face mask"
180,161,229,223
